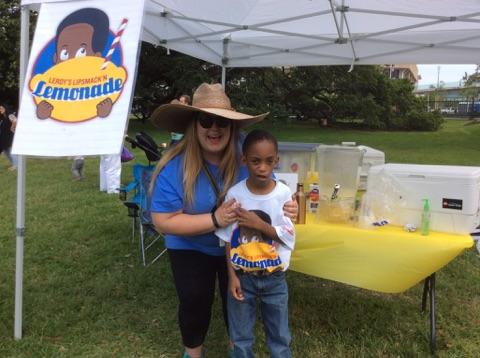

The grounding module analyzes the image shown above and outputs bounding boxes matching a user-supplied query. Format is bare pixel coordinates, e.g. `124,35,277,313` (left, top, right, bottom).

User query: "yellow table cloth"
290,220,473,293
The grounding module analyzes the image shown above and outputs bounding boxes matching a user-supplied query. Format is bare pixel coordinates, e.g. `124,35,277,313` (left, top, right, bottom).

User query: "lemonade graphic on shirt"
230,210,283,273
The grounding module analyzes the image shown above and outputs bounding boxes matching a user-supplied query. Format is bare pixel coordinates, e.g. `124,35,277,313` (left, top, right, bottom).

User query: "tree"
0,1,38,110
461,66,480,118
0,0,21,108
282,65,394,128
225,67,291,123
132,43,220,122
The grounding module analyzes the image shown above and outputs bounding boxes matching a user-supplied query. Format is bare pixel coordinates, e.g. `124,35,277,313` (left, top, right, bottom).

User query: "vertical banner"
13,0,145,156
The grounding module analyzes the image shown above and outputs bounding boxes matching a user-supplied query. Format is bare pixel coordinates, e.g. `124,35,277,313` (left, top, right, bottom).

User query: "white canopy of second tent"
22,0,480,67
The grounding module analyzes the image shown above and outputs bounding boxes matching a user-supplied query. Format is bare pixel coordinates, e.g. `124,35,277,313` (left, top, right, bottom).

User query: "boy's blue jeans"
228,270,292,358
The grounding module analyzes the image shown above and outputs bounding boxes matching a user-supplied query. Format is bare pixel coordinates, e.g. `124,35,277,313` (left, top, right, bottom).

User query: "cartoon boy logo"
231,210,283,272
29,8,127,123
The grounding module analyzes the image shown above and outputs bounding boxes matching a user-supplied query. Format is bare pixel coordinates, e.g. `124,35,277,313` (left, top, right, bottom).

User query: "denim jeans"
228,270,291,358
3,147,17,167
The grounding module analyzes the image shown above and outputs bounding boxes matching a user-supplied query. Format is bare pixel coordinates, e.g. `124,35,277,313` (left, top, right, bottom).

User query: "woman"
0,105,17,170
150,83,297,358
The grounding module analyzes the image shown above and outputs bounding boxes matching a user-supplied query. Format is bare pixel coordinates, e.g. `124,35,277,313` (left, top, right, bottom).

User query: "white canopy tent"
15,0,480,339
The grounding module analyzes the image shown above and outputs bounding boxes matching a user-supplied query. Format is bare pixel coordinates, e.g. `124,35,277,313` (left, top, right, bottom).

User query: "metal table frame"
421,273,436,354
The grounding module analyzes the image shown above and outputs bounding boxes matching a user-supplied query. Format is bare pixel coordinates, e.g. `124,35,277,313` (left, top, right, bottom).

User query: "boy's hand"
229,273,244,301
236,208,264,230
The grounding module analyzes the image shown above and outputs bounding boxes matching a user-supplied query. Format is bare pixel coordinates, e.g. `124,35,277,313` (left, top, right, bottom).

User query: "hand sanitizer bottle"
421,199,430,236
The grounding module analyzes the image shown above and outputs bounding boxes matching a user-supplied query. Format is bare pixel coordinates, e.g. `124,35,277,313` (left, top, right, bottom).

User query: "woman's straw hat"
151,83,268,132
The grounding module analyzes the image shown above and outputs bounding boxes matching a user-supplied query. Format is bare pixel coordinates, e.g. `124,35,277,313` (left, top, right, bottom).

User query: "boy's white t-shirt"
215,179,295,272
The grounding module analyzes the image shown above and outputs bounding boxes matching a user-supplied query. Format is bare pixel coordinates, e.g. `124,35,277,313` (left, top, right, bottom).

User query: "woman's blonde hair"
150,119,240,206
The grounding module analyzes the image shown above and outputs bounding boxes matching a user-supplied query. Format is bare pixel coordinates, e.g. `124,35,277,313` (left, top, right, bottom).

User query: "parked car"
440,107,456,114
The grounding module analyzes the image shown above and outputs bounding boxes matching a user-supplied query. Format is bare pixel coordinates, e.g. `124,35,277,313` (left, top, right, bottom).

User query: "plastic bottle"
304,171,319,193
305,171,320,213
307,183,320,213
296,183,306,224
421,198,430,236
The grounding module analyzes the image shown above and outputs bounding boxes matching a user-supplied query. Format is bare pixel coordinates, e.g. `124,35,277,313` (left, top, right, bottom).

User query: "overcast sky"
417,64,477,86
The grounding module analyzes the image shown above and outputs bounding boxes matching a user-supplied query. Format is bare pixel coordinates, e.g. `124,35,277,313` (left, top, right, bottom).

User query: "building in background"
414,81,480,115
384,64,419,84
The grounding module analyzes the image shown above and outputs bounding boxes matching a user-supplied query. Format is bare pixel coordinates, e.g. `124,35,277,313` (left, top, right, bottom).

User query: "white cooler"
365,164,480,234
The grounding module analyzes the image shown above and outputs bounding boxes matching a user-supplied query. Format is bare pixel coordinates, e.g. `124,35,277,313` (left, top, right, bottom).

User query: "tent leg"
14,223,25,340
221,66,226,88
15,5,30,340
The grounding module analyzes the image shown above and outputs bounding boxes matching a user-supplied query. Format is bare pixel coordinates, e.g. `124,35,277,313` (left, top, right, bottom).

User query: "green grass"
1,119,479,357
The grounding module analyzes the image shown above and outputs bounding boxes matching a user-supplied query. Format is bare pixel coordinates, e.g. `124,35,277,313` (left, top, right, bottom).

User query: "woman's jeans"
228,270,292,358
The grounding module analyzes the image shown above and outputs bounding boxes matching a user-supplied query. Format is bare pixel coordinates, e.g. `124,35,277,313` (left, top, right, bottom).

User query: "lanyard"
202,162,221,202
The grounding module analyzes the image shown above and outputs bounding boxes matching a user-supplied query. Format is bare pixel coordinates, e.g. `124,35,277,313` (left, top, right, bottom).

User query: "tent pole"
15,4,30,340
221,36,229,89
221,66,226,88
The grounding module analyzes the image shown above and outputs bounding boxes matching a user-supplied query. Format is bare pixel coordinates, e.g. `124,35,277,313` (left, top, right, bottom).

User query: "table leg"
421,277,429,312
421,273,436,354
429,273,436,354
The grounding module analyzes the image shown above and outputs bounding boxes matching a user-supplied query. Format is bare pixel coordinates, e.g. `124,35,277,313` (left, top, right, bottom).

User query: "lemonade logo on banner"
28,8,127,122
13,0,144,157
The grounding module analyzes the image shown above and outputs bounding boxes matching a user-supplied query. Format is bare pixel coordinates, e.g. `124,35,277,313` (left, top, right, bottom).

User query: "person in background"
99,153,121,193
0,105,18,171
215,129,295,357
149,83,297,358
71,156,85,180
170,94,191,146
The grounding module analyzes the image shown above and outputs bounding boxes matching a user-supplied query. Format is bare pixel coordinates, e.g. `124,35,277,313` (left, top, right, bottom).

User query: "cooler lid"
357,145,385,159
278,142,319,152
371,163,480,180
317,144,365,153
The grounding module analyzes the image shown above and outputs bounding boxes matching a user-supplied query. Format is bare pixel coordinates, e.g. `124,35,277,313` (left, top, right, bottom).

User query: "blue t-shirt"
150,154,248,256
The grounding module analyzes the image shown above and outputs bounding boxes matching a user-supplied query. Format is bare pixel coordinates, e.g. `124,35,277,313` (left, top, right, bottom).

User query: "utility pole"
437,65,441,88
436,66,441,110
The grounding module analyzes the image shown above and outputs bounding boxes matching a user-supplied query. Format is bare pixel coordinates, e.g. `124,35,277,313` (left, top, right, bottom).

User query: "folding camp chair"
121,132,166,266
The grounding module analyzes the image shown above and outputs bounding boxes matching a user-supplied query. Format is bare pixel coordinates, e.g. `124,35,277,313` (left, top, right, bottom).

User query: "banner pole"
15,4,30,340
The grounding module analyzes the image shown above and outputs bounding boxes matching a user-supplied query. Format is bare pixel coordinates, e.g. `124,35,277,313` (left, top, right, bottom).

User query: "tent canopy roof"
22,0,480,67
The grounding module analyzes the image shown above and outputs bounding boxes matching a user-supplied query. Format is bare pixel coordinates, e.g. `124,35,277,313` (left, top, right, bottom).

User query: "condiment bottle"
296,183,306,224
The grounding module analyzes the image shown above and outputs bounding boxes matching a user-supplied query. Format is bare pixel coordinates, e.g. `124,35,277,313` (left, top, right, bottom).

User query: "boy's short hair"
242,129,278,154
56,8,110,53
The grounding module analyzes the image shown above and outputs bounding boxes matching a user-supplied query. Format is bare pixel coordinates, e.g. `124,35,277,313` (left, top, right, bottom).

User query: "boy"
215,129,295,357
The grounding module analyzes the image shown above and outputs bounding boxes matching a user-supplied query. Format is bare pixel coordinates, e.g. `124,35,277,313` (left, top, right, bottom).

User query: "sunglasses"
197,113,231,128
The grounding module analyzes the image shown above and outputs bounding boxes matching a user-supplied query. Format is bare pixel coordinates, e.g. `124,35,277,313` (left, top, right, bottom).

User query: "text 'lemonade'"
29,56,127,122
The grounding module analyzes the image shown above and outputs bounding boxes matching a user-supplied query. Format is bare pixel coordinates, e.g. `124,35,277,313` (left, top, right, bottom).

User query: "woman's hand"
214,198,240,227
283,195,298,221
